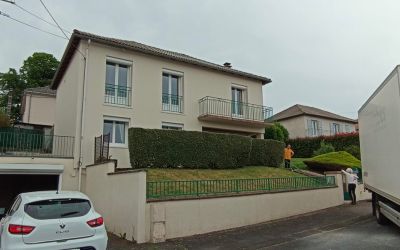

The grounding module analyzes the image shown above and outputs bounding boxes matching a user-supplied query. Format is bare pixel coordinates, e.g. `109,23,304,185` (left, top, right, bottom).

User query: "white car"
0,191,107,250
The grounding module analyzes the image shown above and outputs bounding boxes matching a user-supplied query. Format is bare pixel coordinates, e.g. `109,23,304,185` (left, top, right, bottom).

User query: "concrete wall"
55,40,267,168
22,94,56,126
0,157,77,190
280,115,356,139
84,162,147,243
147,173,344,242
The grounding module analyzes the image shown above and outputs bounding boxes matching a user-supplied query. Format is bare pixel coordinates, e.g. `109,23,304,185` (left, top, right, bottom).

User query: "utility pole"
6,94,12,115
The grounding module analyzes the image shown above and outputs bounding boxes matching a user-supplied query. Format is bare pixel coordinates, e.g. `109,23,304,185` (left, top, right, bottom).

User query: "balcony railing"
198,96,273,123
162,94,183,113
0,131,74,158
104,84,132,106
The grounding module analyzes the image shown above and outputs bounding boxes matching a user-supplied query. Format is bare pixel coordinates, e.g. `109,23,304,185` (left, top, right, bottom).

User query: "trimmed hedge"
287,132,359,158
128,128,284,169
304,151,361,172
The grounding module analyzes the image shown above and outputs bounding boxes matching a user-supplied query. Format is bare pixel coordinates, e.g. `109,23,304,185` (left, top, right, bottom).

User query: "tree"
0,52,59,121
265,122,289,142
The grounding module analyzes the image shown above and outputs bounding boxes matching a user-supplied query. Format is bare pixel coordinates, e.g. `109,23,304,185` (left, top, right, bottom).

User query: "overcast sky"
1,0,400,118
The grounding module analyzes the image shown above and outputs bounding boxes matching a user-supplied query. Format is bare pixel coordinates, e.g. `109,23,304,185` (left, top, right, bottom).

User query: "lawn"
290,158,310,170
147,166,303,181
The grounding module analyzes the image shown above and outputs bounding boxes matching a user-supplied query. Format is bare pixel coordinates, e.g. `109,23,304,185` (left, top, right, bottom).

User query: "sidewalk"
107,201,372,250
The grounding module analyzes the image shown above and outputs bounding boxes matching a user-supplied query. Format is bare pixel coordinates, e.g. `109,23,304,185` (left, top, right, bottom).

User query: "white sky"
2,0,400,119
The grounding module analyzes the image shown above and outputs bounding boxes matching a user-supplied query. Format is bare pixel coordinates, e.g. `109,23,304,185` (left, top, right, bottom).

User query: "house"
51,29,273,168
269,104,357,138
17,86,56,133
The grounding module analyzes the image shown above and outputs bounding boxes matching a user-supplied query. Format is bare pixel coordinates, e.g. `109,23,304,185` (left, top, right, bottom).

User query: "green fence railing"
147,176,336,200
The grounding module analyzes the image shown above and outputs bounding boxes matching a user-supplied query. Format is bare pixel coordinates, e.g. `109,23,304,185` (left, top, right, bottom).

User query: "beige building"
269,104,357,139
51,29,273,169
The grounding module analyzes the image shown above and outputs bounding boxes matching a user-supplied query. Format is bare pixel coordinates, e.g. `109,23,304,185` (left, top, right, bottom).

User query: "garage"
0,164,63,217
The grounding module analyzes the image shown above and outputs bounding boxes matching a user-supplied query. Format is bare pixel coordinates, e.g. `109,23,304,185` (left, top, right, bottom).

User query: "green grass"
309,151,361,168
290,158,310,170
147,166,303,181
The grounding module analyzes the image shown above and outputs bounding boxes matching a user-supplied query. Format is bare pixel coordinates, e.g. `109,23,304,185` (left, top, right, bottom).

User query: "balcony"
162,94,183,113
198,96,273,127
0,130,74,158
104,84,132,106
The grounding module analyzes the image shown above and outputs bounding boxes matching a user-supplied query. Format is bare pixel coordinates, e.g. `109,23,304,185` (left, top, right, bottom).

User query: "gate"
94,133,110,163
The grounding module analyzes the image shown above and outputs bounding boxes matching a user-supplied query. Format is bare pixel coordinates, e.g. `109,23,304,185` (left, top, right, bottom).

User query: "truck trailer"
359,65,400,226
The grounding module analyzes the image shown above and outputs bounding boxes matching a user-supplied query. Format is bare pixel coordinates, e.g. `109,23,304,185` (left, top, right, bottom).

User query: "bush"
343,145,360,160
265,122,289,142
128,128,284,169
287,132,359,158
304,151,361,172
0,111,10,128
313,141,335,156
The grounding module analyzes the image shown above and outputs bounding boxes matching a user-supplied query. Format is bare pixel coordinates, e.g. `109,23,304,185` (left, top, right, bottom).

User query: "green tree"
0,52,59,121
265,122,289,142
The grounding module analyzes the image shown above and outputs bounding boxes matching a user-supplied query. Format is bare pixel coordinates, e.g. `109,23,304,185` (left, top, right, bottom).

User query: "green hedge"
128,128,284,169
287,133,359,158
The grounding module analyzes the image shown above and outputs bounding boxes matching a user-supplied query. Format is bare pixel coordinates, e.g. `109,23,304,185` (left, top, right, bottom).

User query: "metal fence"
0,131,74,158
198,96,273,122
147,176,336,199
94,133,110,164
162,94,183,113
104,84,132,106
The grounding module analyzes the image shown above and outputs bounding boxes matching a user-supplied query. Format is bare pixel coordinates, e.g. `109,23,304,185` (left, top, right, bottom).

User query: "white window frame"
162,69,184,113
310,119,319,136
105,57,132,106
231,84,248,118
103,116,130,148
345,124,351,133
332,123,340,135
161,122,184,130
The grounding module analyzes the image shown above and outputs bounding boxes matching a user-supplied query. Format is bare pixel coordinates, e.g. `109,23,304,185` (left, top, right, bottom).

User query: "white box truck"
359,65,400,226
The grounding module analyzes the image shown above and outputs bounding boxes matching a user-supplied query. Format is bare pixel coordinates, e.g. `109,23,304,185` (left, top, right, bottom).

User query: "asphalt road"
108,201,400,250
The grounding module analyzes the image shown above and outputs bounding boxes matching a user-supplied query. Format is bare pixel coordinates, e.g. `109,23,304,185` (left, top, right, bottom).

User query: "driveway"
108,201,400,249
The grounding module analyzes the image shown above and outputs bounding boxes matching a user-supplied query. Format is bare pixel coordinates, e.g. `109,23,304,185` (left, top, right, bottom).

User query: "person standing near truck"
284,144,294,169
342,168,359,205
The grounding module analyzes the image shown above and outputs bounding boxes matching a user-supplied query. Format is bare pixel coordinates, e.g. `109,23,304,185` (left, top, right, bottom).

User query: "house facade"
270,104,357,139
51,30,273,168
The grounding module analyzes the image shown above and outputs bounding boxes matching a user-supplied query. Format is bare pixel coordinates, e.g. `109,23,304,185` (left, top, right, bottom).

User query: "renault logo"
60,224,66,229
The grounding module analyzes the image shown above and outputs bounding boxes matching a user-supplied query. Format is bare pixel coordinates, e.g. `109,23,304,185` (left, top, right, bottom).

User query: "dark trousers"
284,159,291,168
348,183,356,204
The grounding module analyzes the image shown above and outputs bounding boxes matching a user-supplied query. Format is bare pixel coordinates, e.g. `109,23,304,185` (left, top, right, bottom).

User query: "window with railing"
198,96,273,122
162,72,183,113
104,61,132,106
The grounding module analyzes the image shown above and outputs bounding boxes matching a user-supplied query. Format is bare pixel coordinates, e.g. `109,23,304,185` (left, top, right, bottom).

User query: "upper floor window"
307,119,321,137
162,71,183,113
105,60,132,106
332,123,341,135
103,118,128,146
345,124,351,133
231,86,247,117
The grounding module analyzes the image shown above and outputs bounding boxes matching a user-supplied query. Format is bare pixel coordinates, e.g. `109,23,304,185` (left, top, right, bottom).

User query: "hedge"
128,128,285,169
287,132,359,158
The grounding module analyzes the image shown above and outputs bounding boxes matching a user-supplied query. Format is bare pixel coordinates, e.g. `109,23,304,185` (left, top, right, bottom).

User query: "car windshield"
24,198,91,220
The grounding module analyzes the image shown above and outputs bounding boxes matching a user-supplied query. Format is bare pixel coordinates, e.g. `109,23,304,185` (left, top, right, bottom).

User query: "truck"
359,65,400,226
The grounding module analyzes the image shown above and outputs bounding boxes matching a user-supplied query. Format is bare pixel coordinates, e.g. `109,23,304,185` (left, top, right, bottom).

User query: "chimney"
223,62,232,68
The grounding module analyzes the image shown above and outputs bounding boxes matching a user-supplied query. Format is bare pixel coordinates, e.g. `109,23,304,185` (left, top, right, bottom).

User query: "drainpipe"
27,94,32,123
78,39,91,191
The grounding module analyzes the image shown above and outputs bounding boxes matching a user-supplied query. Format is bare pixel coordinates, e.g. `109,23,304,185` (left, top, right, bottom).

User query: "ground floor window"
162,122,183,130
103,118,129,146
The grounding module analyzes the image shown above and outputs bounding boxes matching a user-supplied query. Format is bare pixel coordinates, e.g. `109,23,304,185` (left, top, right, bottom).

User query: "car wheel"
375,199,389,225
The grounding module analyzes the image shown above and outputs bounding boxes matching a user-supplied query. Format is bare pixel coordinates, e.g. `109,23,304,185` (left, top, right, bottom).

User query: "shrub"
304,151,361,172
287,132,359,158
128,128,284,169
313,140,335,156
0,111,10,128
265,122,289,142
343,145,360,160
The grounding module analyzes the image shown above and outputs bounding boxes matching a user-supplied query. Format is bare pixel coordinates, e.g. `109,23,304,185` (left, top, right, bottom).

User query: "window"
162,122,183,130
162,72,183,112
345,124,351,133
24,199,91,220
7,196,21,216
231,87,246,116
332,123,341,135
103,119,128,145
307,119,321,137
105,60,131,106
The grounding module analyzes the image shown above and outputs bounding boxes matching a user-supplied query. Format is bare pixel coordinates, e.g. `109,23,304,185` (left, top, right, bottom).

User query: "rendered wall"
22,94,56,126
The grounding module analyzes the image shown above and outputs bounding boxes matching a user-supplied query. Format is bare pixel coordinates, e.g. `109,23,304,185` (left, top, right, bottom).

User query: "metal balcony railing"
0,131,74,158
162,94,183,113
198,96,273,122
104,84,132,106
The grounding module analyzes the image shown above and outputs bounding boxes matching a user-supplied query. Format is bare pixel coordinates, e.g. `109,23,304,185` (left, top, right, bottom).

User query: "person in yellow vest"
284,144,294,169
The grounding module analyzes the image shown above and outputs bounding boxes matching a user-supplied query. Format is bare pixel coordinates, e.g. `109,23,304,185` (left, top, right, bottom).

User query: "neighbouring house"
17,86,56,133
50,29,273,169
269,104,357,139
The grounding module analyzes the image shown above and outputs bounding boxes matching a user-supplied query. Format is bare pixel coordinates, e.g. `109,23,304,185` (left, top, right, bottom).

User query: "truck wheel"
375,199,389,225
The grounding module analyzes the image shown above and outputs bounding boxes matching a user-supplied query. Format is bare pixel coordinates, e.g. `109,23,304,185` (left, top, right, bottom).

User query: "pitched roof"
24,86,56,96
269,104,357,124
51,30,272,89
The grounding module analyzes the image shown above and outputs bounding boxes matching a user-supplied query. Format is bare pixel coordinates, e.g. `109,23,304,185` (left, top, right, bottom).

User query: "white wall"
22,94,56,126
